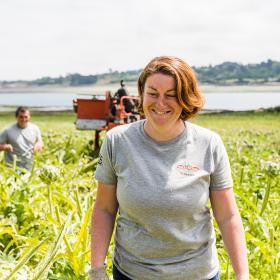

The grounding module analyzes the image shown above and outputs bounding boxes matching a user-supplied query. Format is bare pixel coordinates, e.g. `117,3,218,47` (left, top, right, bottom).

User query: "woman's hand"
89,264,110,280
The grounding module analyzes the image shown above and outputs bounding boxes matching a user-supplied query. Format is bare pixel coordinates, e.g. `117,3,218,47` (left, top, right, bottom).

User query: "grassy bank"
1,109,279,131
0,111,279,279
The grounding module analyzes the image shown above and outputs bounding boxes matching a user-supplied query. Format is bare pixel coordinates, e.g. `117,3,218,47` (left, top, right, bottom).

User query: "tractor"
73,89,141,148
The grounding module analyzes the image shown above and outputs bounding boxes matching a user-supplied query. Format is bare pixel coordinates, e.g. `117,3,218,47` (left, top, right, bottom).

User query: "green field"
0,111,279,279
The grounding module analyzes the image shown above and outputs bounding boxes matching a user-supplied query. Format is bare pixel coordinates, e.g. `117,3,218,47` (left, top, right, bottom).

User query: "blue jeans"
113,265,131,280
113,264,220,280
210,272,220,280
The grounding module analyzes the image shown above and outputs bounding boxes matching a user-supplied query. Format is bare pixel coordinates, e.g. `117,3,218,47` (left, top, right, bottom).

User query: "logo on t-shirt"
98,154,103,166
176,163,200,176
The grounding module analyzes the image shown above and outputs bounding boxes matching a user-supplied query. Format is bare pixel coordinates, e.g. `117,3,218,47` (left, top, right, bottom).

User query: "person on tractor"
114,80,134,113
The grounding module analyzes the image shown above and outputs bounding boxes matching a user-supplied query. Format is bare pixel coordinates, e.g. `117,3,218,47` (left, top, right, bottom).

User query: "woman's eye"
166,94,176,98
148,92,157,97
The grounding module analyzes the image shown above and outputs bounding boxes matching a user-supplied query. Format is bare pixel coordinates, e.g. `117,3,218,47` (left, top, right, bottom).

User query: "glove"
89,264,110,280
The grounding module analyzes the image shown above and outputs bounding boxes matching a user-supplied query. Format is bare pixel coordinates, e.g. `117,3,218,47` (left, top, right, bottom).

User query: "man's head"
15,106,30,128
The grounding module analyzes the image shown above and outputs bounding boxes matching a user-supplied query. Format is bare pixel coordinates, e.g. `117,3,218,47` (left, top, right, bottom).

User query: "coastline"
1,84,279,113
1,83,280,94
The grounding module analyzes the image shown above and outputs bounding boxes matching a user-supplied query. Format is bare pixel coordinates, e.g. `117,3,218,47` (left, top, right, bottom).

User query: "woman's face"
143,73,183,135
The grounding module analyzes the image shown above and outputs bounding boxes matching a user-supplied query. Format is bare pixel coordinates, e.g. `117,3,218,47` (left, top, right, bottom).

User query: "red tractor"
73,90,141,148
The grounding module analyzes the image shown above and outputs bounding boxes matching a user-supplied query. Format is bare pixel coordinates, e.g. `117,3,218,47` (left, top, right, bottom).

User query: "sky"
0,0,279,81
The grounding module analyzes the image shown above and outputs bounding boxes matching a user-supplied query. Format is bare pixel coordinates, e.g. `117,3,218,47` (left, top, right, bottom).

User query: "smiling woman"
138,56,204,141
142,73,183,140
90,56,249,280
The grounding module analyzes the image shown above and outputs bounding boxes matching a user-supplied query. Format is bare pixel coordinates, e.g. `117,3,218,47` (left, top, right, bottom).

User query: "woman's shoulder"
187,122,222,144
106,120,144,139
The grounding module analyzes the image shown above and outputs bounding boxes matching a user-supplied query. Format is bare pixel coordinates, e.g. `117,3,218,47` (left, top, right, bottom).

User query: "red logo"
176,163,200,172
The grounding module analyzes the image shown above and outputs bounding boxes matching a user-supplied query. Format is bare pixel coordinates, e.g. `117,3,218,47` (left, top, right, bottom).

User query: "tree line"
1,60,280,86
193,59,280,85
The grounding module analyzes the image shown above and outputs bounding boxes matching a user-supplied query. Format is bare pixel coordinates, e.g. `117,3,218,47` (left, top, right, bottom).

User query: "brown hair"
137,56,204,120
15,106,30,117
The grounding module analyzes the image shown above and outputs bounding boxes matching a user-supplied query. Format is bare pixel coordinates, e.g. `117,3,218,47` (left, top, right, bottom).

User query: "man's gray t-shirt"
0,123,42,171
94,120,233,280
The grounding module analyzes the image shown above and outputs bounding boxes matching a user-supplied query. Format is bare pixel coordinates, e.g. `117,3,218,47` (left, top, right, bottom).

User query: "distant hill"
193,60,280,85
1,60,280,87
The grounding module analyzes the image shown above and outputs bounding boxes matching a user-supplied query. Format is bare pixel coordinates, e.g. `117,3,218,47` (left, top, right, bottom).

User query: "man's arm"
34,140,43,152
0,129,13,152
34,127,43,152
0,143,13,152
210,188,249,280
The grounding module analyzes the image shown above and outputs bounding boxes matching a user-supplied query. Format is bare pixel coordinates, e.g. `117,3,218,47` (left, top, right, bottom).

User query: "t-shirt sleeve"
0,129,8,144
94,134,117,185
210,134,233,190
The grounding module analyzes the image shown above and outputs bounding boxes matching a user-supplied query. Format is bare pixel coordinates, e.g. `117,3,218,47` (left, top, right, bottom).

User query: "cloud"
0,0,279,80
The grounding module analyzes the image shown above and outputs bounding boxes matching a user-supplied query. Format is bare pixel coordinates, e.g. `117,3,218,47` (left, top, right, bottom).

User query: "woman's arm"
210,188,249,280
91,181,119,268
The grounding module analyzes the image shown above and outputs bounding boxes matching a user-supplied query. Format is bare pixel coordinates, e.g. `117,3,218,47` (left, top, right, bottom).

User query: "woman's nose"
156,95,166,107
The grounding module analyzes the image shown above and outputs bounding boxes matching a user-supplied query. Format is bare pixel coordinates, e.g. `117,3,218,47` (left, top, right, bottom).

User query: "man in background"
0,106,43,171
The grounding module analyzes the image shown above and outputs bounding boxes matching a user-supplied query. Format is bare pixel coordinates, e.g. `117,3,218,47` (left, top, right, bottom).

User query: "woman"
90,56,249,280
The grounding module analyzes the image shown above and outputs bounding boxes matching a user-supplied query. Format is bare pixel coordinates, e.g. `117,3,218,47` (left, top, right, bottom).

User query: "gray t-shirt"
0,123,42,171
94,120,233,280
